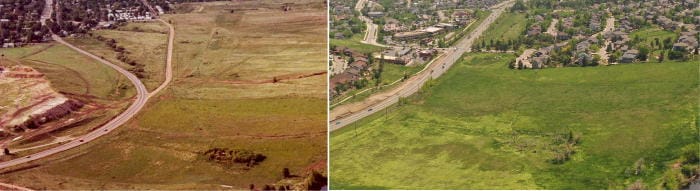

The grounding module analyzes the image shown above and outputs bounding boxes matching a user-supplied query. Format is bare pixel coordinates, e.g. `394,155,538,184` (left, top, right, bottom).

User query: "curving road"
0,20,175,169
329,0,516,131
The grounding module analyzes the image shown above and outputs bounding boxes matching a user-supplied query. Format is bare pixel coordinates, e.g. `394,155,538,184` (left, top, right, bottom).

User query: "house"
334,32,345,39
576,41,590,53
534,15,544,22
556,32,571,40
349,60,369,70
673,42,688,51
527,25,542,36
620,49,639,63
346,67,361,76
530,56,549,69
417,49,437,60
367,11,384,18
330,72,359,93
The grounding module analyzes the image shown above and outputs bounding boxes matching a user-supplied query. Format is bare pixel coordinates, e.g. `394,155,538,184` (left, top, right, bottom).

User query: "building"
620,49,639,63
367,11,384,18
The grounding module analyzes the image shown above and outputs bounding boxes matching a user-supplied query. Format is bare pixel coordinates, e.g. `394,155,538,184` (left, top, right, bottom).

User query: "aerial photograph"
330,0,699,189
0,0,327,190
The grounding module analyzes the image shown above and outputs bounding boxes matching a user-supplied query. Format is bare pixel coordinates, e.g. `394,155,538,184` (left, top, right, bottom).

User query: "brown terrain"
0,64,82,145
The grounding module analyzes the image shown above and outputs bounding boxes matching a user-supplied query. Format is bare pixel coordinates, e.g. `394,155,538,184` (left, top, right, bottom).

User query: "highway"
0,6,175,169
329,0,516,131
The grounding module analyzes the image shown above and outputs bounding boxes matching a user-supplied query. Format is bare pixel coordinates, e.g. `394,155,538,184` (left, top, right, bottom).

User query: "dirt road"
545,18,558,36
595,16,615,65
329,0,516,131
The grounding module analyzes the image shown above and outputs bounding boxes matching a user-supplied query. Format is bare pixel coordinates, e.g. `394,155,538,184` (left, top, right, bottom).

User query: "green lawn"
379,63,422,84
331,34,385,54
330,53,699,189
477,12,527,45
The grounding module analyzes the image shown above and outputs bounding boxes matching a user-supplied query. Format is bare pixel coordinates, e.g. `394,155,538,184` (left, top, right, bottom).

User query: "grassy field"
1,1,327,189
331,34,385,54
65,23,168,91
379,63,421,84
477,12,527,46
4,44,135,100
330,53,699,189
116,22,170,34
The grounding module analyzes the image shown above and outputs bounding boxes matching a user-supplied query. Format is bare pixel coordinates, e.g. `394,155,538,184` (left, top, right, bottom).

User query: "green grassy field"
379,63,421,84
117,22,170,34
330,53,699,189
331,34,385,54
477,12,527,46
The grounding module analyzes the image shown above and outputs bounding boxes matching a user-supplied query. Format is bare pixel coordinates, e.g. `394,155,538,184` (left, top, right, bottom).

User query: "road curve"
0,35,149,169
0,20,175,169
329,0,515,131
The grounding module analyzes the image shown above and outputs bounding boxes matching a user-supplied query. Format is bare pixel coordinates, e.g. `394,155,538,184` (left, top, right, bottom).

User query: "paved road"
355,0,385,47
0,12,175,169
330,0,516,131
39,0,52,25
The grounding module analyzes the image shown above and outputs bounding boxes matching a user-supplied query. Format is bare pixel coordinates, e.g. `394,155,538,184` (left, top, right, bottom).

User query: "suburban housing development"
330,0,699,190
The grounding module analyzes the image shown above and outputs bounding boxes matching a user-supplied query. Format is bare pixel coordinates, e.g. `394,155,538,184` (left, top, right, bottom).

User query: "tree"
511,0,527,12
283,168,291,178
668,50,685,60
658,50,665,62
637,47,649,61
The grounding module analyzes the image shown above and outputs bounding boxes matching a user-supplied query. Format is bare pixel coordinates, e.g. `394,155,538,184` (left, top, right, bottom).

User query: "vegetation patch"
331,53,699,189
202,147,267,168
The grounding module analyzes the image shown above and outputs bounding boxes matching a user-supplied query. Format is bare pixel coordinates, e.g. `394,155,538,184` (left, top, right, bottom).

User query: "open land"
0,0,328,190
330,53,699,189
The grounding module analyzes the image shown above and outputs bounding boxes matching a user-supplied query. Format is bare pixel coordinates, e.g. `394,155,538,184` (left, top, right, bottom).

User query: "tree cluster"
202,147,267,168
